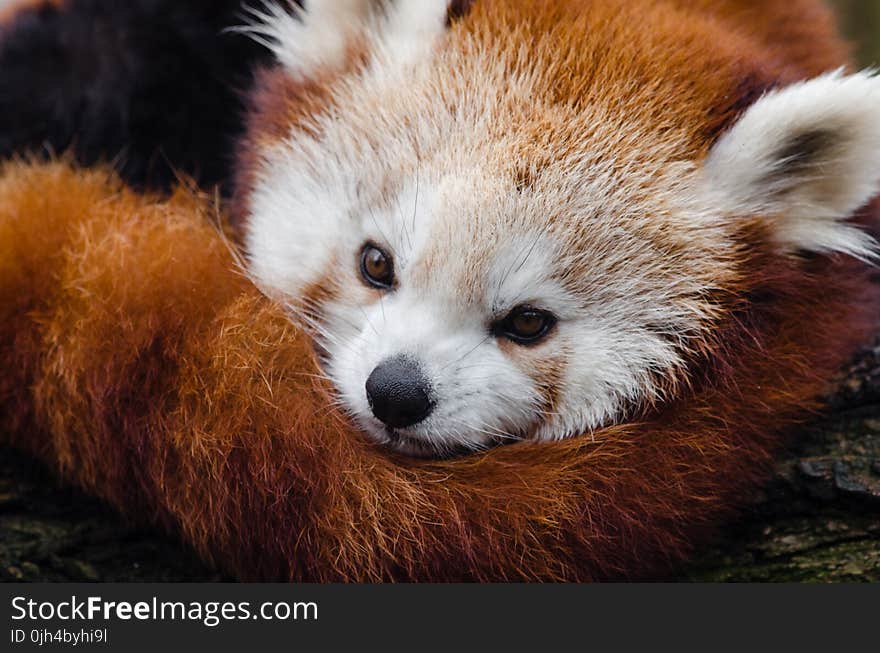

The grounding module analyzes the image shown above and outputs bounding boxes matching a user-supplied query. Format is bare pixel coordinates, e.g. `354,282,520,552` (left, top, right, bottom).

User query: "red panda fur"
1,0,879,580
0,159,876,581
234,0,853,224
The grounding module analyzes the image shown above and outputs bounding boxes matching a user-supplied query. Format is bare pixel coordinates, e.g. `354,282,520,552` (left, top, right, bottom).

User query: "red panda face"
242,66,726,455
248,160,717,456
240,1,880,456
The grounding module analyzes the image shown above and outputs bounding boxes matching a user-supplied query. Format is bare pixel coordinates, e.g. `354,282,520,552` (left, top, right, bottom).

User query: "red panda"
234,0,880,457
0,0,877,582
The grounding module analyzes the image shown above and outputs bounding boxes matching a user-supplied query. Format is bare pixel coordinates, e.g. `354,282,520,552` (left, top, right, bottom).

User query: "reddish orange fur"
0,160,876,581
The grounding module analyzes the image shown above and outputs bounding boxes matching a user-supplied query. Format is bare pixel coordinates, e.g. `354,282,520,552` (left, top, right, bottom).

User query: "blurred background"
833,0,880,63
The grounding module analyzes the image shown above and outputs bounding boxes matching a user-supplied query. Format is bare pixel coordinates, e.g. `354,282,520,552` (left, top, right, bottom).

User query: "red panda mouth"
383,428,444,458
382,425,518,459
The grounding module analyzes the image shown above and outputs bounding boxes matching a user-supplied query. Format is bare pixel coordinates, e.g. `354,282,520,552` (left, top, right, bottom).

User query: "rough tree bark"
2,336,878,583
685,337,880,582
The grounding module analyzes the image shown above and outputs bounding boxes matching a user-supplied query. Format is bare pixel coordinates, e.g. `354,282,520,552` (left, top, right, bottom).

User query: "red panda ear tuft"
378,0,454,65
703,70,880,261
233,0,373,77
236,1,458,80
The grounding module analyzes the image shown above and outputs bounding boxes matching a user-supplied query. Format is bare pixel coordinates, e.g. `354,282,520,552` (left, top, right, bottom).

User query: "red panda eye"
495,306,557,345
360,244,395,289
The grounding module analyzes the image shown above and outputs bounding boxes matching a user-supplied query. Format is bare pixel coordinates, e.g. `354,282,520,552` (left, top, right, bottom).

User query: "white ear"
235,1,453,78
378,0,450,66
703,70,880,260
234,0,373,76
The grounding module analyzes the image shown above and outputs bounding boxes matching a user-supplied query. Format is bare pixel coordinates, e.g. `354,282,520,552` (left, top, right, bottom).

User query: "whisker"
439,335,491,373
367,206,398,258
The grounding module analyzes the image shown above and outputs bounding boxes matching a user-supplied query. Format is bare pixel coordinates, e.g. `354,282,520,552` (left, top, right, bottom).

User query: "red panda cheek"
299,267,342,325
233,41,370,229
530,354,566,425
498,340,566,421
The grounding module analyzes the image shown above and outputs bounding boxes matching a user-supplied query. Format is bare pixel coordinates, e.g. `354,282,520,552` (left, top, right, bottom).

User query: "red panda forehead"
398,163,733,315
237,0,853,253
241,0,848,158
408,217,733,326
453,0,834,155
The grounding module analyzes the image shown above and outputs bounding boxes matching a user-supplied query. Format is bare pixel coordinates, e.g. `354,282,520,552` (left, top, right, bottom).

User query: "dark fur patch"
0,0,284,193
704,71,778,147
773,128,837,178
513,164,538,193
446,0,476,26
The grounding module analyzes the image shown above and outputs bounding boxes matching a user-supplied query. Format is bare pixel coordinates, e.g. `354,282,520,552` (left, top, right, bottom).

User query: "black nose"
365,356,435,429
